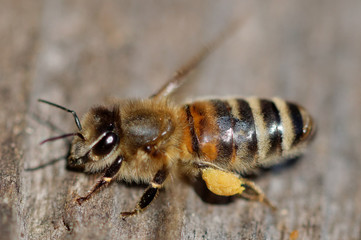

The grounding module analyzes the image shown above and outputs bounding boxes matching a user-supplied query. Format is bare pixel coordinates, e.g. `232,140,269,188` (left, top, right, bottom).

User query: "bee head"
68,106,122,171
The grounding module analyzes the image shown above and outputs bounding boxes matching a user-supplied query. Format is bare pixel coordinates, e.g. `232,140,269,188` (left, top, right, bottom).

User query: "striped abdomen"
183,98,315,169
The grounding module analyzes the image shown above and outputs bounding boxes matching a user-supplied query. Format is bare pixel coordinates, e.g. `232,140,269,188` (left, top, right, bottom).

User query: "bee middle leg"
200,167,276,210
121,168,169,219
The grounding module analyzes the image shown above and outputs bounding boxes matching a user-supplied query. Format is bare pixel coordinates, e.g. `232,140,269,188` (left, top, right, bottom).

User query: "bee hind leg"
200,168,276,211
237,178,277,211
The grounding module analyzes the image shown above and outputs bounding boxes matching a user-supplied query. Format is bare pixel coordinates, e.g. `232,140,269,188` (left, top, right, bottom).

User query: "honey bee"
39,22,315,218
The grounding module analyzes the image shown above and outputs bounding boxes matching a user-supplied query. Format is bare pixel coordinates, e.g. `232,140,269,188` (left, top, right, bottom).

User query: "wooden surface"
1,1,361,239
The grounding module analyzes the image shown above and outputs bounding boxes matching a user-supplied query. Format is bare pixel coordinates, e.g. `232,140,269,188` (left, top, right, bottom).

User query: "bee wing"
150,19,246,99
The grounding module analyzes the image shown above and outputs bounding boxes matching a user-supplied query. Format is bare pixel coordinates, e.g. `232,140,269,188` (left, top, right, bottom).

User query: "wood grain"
1,0,361,239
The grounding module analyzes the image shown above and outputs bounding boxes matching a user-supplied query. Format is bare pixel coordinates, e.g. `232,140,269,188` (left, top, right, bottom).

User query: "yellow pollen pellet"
201,168,245,196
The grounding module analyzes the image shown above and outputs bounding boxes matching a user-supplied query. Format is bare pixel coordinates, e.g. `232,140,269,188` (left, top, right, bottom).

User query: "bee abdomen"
183,97,315,167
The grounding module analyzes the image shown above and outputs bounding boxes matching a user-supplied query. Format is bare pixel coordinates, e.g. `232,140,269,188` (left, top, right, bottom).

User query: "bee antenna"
40,132,84,145
38,99,82,131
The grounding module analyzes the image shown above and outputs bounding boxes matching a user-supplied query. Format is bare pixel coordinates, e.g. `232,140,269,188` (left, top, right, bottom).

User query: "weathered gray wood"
1,0,361,239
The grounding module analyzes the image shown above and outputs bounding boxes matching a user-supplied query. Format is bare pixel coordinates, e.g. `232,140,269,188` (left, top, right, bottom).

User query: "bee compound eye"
92,132,119,156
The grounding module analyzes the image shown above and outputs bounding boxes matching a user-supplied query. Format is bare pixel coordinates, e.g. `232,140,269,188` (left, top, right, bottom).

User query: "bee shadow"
192,175,236,205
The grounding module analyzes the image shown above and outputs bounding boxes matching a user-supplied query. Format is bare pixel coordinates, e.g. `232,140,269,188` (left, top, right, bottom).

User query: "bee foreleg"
121,167,169,219
76,156,124,204
200,168,276,211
